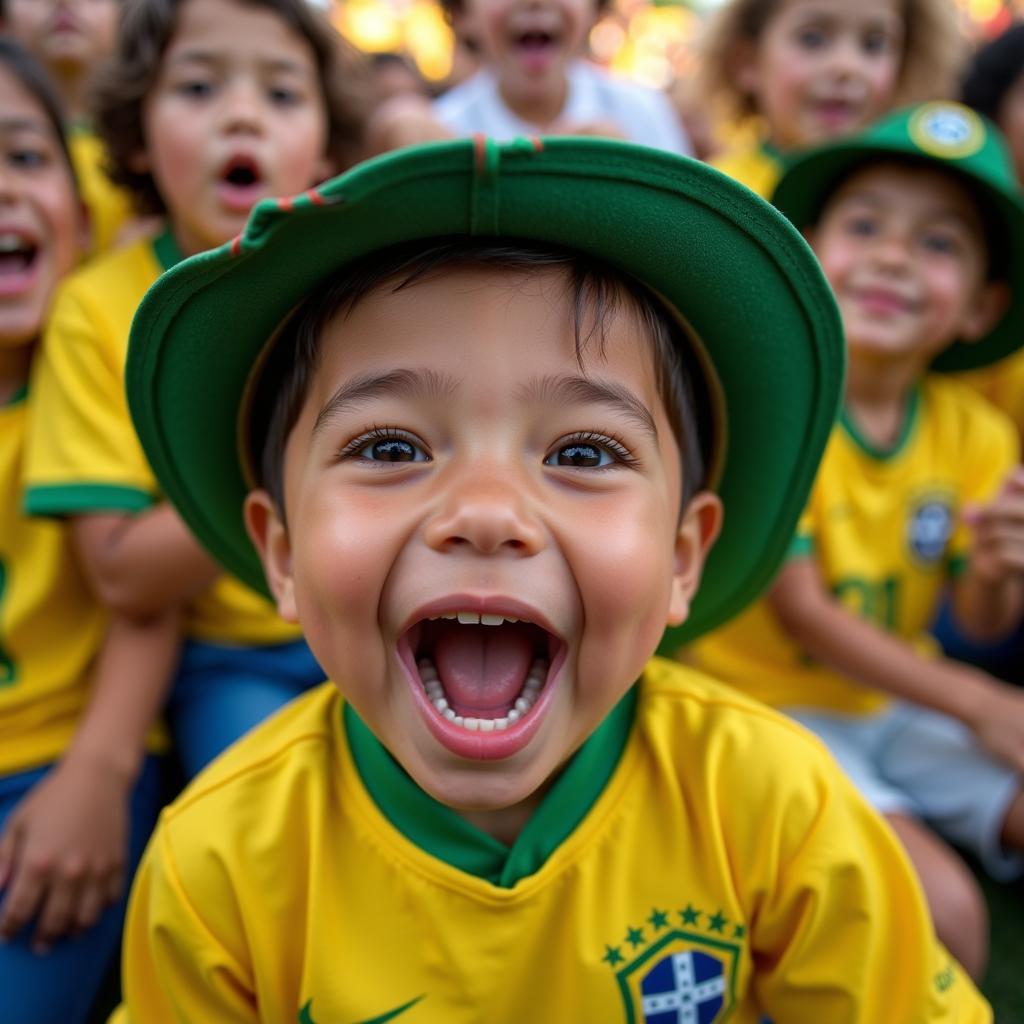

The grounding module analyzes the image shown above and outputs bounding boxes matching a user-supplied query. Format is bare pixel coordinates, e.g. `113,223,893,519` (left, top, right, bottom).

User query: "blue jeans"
166,636,325,779
0,755,164,1024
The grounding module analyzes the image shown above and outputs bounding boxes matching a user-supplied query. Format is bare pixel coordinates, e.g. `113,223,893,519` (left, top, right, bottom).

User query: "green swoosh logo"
298,995,425,1024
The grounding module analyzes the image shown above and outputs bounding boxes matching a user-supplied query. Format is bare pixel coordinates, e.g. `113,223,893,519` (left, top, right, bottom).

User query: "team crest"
909,103,986,160
603,907,743,1023
906,496,954,566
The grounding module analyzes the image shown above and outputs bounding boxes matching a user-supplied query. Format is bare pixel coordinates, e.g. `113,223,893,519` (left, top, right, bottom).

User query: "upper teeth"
431,612,520,626
0,234,27,253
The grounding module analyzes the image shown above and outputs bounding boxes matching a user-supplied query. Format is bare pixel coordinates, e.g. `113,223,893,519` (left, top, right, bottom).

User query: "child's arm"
768,558,1024,773
0,610,179,952
71,511,220,618
950,465,1024,641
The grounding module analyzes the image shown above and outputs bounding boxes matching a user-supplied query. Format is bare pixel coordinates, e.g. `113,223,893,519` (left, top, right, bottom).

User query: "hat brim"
128,137,843,648
772,141,1024,372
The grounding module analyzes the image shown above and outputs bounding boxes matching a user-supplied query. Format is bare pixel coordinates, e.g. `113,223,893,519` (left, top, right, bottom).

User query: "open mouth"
0,233,38,276
399,608,565,756
511,27,561,70
217,155,265,210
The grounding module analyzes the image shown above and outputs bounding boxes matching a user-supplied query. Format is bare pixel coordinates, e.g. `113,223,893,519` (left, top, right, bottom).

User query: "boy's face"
809,162,1003,369
0,62,83,347
248,266,720,817
738,0,903,149
462,0,596,113
5,0,118,75
138,0,331,257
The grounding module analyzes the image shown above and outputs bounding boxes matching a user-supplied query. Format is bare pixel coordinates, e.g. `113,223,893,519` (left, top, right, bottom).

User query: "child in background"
931,22,1024,685
111,137,987,1022
23,0,367,780
687,103,1024,981
433,0,692,151
0,38,167,1024
697,0,963,196
1,0,134,254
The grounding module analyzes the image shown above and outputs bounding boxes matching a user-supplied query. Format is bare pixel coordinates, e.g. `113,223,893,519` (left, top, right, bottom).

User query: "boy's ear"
959,280,1010,344
244,489,299,624
667,491,724,627
732,39,760,99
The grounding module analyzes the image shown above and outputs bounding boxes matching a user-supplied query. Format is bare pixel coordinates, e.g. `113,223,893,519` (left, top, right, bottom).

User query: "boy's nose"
423,472,546,557
220,80,265,134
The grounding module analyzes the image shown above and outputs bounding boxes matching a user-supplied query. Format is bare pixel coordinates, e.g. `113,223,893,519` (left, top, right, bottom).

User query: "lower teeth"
418,656,547,732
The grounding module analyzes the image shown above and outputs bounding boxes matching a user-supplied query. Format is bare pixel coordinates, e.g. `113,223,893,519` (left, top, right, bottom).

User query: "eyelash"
337,427,639,468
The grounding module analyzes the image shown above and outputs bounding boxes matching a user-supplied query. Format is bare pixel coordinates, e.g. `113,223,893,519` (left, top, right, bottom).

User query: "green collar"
152,226,186,272
0,382,28,410
345,685,637,888
840,386,921,462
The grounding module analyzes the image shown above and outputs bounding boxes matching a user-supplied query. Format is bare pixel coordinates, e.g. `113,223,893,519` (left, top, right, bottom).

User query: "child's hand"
0,756,131,953
964,466,1024,584
965,679,1024,774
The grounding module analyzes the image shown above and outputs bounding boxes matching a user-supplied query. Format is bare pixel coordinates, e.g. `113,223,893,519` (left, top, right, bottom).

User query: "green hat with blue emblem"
126,136,844,647
772,101,1024,372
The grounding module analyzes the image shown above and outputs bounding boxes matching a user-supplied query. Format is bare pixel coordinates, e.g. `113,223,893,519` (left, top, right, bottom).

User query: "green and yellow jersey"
112,659,987,1023
68,126,134,257
957,350,1024,448
710,141,783,199
23,232,299,646
689,377,1018,714
0,388,106,774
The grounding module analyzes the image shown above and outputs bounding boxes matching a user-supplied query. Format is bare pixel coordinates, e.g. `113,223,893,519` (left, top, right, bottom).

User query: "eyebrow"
312,368,459,436
0,117,48,134
840,191,979,230
171,49,310,77
519,374,659,442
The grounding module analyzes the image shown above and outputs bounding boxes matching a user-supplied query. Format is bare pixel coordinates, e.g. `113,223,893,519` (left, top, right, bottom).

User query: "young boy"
688,102,1024,980
22,0,367,780
112,137,988,1021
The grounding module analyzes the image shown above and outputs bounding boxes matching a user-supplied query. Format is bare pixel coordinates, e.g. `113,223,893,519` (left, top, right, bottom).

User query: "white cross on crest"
641,951,726,1023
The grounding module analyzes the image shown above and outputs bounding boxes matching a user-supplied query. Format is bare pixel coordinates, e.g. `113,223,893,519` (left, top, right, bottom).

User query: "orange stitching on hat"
278,195,295,212
230,235,243,257
530,137,543,152
473,133,487,173
305,189,326,206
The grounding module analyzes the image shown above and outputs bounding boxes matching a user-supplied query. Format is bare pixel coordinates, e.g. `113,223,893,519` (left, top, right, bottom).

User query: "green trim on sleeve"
23,482,156,517
0,383,28,409
344,683,638,887
947,554,969,579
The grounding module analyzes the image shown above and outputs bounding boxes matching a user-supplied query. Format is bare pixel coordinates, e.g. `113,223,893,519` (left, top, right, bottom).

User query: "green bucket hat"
772,101,1024,372
127,136,843,647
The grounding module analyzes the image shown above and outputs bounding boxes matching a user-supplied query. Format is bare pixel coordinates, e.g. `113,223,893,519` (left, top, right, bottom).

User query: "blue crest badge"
640,950,727,1023
907,497,954,566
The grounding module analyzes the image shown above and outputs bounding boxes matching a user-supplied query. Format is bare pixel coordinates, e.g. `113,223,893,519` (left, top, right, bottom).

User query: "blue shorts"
166,635,325,779
0,755,164,1024
788,703,1024,881
932,596,1024,685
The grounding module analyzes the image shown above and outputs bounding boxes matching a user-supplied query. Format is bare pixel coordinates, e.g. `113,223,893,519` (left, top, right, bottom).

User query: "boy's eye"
342,429,431,464
921,232,959,255
795,26,828,49
7,148,48,170
268,85,301,106
177,79,215,99
543,433,634,469
861,29,894,55
845,214,878,236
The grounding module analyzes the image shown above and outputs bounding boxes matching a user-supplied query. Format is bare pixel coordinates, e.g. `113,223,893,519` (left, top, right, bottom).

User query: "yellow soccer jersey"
689,377,1018,714
957,350,1024,447
113,659,987,1023
23,232,299,646
68,126,134,257
0,388,106,774
709,141,783,198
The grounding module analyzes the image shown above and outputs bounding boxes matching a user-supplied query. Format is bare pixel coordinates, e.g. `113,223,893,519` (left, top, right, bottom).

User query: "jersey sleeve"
117,823,257,1023
752,768,991,1023
23,279,158,517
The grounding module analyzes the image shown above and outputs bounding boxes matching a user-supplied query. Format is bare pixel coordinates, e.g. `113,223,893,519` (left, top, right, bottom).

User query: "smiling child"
110,138,989,1022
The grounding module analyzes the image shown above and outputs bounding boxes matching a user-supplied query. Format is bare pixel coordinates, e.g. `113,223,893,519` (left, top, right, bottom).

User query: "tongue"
434,622,535,712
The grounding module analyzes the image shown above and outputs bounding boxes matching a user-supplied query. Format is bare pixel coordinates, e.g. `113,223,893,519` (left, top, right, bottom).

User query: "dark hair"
961,23,1024,124
92,0,369,215
248,240,713,519
0,36,78,192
